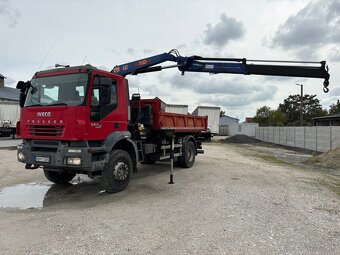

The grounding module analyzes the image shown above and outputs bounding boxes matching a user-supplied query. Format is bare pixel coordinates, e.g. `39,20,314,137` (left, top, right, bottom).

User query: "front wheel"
101,150,133,193
44,169,76,184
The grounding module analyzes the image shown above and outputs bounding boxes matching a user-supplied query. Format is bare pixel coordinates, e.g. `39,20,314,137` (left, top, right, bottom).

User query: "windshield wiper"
49,102,68,106
26,104,43,107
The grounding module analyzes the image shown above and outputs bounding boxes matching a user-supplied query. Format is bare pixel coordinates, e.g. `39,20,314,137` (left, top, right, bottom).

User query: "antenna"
81,56,87,65
37,39,58,71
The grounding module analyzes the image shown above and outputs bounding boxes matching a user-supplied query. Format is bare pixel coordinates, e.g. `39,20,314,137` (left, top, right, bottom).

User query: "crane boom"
112,49,330,92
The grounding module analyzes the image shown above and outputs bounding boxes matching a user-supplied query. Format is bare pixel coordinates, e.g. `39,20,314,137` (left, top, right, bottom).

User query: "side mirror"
17,81,30,107
16,81,26,90
99,85,111,105
19,92,26,107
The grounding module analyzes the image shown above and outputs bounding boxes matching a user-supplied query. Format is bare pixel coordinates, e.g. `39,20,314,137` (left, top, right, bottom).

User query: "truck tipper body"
131,98,206,132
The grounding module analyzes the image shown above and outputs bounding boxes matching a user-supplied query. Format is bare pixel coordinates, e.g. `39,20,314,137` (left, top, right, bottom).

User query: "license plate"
35,156,50,163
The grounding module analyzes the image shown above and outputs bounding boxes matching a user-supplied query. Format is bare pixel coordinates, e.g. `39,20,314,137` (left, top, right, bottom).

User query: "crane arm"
111,49,330,92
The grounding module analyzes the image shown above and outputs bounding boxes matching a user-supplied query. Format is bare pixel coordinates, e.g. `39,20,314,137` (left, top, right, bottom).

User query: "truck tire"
101,150,133,193
178,140,196,168
44,169,76,184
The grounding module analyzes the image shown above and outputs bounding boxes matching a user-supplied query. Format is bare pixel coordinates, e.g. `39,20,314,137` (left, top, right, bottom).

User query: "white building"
219,115,239,135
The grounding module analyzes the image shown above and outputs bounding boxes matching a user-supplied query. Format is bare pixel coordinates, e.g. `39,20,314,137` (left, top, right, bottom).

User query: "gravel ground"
0,142,339,255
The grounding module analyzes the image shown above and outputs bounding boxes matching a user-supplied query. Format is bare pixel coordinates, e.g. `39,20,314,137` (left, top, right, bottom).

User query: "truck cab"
19,65,130,141
17,65,140,192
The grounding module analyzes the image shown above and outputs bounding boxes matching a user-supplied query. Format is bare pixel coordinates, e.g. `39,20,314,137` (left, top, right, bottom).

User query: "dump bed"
130,98,207,133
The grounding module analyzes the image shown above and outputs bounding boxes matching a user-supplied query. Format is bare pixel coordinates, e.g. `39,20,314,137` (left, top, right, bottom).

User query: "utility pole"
296,83,303,126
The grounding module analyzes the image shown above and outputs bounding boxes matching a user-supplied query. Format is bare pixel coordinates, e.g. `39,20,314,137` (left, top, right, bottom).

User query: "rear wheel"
178,140,196,168
101,150,133,193
44,169,76,184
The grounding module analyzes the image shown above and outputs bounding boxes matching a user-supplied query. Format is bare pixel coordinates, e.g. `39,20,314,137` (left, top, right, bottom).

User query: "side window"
91,91,99,107
90,76,117,121
110,85,117,105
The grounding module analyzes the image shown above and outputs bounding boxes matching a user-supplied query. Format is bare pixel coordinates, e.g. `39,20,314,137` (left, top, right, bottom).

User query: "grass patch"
317,177,340,196
253,153,296,167
255,154,340,196
228,143,340,196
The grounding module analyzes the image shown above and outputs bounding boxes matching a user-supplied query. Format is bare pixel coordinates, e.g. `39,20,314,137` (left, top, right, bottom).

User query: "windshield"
25,73,88,107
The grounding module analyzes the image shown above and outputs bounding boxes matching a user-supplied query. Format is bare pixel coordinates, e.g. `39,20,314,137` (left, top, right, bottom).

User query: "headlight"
68,149,81,153
17,152,25,162
67,157,82,165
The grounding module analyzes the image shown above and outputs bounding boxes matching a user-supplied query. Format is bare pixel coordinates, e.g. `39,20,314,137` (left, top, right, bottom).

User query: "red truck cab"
20,65,129,141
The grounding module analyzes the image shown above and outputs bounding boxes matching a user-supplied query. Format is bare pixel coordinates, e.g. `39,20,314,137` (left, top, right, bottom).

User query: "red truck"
16,50,330,192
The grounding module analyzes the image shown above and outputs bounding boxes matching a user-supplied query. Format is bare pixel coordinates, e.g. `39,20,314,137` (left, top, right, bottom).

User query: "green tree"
278,94,327,125
254,106,286,126
253,106,272,126
220,110,226,117
329,99,340,115
268,110,286,126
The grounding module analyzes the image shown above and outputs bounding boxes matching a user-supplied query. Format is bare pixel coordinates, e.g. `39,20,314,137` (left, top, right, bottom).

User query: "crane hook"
323,79,329,93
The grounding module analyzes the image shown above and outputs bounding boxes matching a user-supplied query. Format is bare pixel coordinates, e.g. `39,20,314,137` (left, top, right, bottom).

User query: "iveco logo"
37,112,51,117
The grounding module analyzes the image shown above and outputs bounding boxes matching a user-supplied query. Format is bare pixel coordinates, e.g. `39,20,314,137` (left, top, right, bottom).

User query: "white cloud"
0,0,20,28
203,13,245,47
270,0,340,59
0,0,337,121
4,76,16,86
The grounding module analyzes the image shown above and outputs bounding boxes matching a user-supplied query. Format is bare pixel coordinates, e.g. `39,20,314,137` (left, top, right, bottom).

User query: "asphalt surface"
0,141,339,254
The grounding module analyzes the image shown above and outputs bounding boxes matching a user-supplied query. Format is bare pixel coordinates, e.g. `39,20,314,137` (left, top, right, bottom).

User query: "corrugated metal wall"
192,106,220,134
165,104,188,114
0,101,20,127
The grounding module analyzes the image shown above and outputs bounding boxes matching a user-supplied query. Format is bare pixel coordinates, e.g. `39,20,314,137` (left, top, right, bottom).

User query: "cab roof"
35,64,97,76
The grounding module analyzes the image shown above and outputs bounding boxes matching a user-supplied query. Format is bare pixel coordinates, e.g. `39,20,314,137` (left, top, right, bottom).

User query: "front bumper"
17,140,108,172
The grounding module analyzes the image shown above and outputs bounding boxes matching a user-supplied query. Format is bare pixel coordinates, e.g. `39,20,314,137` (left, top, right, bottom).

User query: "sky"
1,0,339,121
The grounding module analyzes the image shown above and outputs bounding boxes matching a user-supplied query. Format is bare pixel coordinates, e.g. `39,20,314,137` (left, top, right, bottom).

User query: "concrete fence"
255,126,340,152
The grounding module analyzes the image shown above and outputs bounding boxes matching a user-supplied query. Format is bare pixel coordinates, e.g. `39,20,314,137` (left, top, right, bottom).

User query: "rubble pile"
307,147,340,169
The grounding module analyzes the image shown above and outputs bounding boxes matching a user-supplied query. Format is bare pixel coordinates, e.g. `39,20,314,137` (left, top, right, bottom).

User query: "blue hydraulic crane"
112,49,330,92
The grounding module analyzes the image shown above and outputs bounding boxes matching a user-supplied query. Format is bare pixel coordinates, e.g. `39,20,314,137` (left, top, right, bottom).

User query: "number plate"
35,156,50,163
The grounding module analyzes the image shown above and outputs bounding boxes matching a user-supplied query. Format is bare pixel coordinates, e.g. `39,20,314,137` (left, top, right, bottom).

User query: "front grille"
32,140,59,146
28,125,64,137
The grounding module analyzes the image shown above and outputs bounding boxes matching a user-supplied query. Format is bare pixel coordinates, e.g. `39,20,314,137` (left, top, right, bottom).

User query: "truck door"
90,75,117,122
87,73,128,140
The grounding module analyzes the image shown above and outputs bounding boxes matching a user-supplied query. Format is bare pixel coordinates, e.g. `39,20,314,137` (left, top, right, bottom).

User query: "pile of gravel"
306,147,340,169
223,134,261,144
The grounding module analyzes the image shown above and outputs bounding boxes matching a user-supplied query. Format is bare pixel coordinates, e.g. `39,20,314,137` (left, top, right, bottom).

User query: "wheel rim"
113,161,129,182
187,146,194,162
